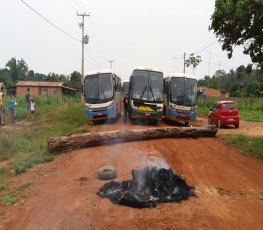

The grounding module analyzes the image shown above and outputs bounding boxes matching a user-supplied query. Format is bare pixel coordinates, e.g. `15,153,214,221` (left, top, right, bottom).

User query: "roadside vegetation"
197,97,263,122
0,96,88,174
221,135,263,159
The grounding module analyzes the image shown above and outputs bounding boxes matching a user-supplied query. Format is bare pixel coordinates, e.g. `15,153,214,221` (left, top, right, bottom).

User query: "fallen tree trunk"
48,125,218,154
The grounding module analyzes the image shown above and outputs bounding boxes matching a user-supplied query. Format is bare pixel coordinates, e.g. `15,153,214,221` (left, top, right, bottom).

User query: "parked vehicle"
128,67,164,123
208,101,239,128
84,70,122,123
163,73,197,126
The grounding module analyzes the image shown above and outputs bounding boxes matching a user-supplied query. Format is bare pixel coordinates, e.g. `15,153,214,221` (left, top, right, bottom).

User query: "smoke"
98,166,195,208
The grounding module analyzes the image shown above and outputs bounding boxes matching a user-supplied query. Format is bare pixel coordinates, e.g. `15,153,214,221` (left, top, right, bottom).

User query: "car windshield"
222,103,237,109
85,73,113,103
131,70,163,102
170,77,197,106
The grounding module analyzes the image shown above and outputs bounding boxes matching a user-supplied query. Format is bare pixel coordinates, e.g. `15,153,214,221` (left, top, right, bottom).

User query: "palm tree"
5,57,28,83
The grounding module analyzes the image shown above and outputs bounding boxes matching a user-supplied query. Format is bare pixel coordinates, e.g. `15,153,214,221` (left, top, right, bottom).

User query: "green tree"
27,70,35,80
185,53,202,75
209,0,263,67
0,68,13,87
245,81,260,97
69,71,81,90
5,57,28,82
246,64,253,74
47,73,68,83
229,83,241,97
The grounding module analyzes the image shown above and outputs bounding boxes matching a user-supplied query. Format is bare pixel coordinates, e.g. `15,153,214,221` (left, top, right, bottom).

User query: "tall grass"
221,135,263,159
197,97,263,121
0,96,89,173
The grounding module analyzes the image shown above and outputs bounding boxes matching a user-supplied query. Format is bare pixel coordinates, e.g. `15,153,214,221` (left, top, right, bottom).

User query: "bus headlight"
108,101,115,110
191,106,197,112
169,104,176,110
131,103,137,109
86,104,92,111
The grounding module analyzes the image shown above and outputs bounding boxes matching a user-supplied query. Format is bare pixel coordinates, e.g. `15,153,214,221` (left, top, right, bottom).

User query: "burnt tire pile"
97,166,195,208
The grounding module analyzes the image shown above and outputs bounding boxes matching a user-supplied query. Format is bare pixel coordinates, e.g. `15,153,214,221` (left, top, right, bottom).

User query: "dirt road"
1,119,263,229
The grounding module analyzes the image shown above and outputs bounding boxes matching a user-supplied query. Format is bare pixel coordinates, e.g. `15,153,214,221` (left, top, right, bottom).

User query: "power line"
84,47,102,68
202,60,234,69
19,0,103,69
192,40,218,55
174,40,218,67
65,0,79,13
19,0,80,43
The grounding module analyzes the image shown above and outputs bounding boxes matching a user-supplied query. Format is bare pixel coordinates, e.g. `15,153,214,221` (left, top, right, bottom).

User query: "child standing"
8,94,15,124
30,99,35,119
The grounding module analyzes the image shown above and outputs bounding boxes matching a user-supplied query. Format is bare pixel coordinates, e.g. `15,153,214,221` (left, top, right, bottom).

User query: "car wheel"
234,124,239,128
97,166,117,180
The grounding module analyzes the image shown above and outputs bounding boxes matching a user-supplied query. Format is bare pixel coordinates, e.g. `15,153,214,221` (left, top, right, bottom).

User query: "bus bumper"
86,107,117,121
167,109,196,122
130,108,163,120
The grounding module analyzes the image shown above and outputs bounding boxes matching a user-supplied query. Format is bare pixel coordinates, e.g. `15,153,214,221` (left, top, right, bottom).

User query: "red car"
208,101,239,128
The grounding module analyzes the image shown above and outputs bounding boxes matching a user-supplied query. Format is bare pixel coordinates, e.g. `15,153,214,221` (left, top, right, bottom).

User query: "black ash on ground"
97,166,195,208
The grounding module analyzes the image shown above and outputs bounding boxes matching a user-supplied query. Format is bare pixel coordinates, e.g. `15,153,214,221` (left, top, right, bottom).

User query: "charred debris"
97,166,195,208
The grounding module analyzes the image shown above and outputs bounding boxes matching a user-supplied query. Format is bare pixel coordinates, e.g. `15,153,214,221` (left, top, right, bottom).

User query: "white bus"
128,67,164,123
164,73,197,126
84,70,122,123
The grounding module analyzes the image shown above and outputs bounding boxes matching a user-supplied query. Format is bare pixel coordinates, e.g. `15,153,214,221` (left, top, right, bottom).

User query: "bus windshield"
131,70,163,102
85,73,113,103
170,77,197,106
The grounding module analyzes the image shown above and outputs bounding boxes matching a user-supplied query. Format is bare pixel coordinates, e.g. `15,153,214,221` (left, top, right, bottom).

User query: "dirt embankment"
1,119,263,229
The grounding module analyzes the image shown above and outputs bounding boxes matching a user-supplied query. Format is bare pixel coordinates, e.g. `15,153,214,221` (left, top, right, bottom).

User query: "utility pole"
108,60,114,69
77,12,90,101
183,52,186,74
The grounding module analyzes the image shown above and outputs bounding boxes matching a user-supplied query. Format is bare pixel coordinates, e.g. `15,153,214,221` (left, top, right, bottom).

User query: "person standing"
123,93,129,125
8,94,15,124
25,88,31,119
30,99,35,119
0,87,4,125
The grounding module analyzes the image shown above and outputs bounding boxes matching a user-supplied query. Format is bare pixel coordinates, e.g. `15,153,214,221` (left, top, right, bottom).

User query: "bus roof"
133,66,163,73
85,69,116,76
166,73,197,80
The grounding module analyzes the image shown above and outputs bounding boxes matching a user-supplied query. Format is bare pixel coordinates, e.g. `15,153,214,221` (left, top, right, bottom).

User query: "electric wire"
19,0,103,69
84,47,102,68
192,40,218,55
19,0,80,43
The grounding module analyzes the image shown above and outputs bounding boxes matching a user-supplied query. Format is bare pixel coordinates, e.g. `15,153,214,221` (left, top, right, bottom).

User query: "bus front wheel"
185,121,189,127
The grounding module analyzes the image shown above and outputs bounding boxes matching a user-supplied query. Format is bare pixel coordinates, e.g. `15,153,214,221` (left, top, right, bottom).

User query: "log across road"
48,125,218,153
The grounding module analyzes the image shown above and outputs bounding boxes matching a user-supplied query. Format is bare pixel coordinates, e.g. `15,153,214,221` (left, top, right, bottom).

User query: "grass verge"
197,97,263,122
221,134,263,159
1,193,17,204
0,167,9,175
0,96,89,174
19,181,33,190
0,183,8,191
12,154,54,175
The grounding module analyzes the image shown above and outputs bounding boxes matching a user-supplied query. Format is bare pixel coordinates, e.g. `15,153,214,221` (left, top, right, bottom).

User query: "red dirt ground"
1,119,263,230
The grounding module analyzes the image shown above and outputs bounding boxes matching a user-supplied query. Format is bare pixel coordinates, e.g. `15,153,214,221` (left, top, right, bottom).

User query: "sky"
0,0,252,81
